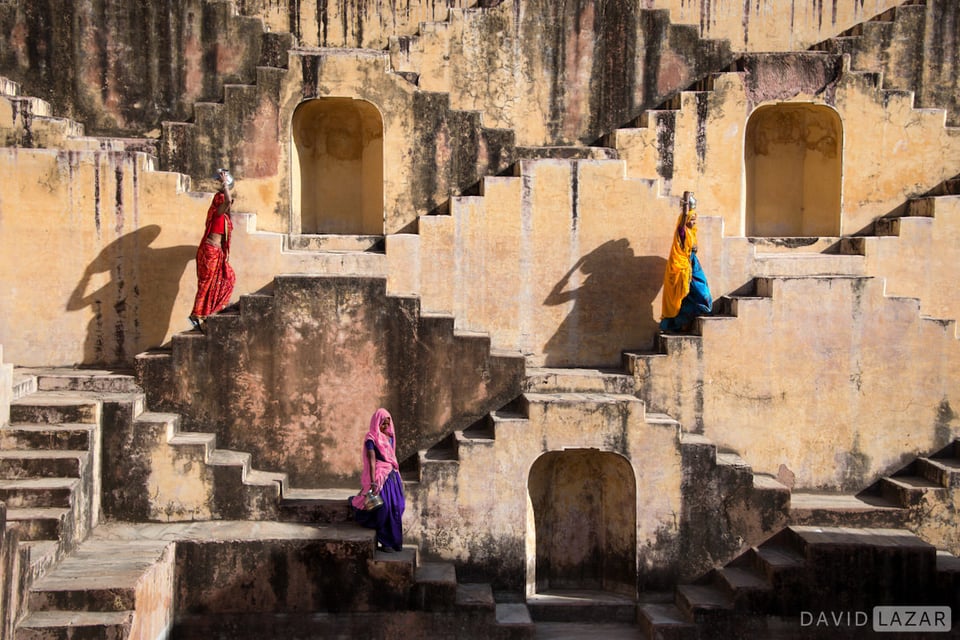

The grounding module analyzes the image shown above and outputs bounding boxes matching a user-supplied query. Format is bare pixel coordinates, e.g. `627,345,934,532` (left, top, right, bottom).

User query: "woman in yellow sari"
660,191,712,332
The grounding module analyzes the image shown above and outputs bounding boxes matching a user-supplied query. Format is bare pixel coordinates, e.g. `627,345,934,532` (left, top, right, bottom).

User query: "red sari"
191,192,235,319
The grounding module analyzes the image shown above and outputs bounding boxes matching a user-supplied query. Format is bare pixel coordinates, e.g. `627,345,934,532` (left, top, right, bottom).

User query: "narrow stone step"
21,540,60,578
496,602,534,630
456,583,495,611
244,469,286,488
413,561,458,612
0,478,78,508
524,391,641,406
26,369,140,394
285,233,385,253
787,526,936,556
523,367,635,394
643,413,682,431
879,474,946,507
742,543,805,584
536,621,644,640
526,590,636,623
675,584,733,622
0,424,94,451
788,491,907,528
5,507,68,541
712,566,771,611
637,603,697,639
28,539,171,612
0,451,87,479
279,487,355,524
10,396,100,425
751,252,866,277
15,609,132,639
915,456,960,488
167,431,216,455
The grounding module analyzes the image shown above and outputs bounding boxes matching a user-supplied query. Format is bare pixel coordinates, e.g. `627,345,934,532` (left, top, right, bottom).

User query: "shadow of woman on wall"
543,238,665,367
66,225,196,366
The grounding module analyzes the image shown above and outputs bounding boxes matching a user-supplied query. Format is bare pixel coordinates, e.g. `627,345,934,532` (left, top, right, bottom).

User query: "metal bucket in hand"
363,490,384,511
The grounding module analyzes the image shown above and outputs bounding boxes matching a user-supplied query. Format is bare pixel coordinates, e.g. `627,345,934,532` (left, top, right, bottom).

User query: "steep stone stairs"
4,368,535,639
840,176,960,332
607,33,959,230
387,2,733,132
15,519,534,640
789,439,960,544
160,43,518,218
135,273,524,490
2,369,300,636
2,371,138,585
638,525,960,640
810,0,960,126
0,76,157,155
411,367,678,636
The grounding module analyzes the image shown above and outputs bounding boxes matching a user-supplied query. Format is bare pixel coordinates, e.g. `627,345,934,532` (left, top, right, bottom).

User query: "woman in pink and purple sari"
351,408,405,552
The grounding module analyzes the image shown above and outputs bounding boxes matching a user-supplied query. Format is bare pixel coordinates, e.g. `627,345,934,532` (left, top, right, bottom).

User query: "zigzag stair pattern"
638,524,960,639
4,370,536,639
135,272,525,514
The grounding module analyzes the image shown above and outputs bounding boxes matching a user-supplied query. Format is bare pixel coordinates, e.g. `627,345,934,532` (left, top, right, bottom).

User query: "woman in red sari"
189,169,236,332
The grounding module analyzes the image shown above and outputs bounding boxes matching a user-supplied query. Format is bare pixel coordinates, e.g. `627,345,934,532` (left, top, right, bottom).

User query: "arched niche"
291,98,384,235
745,103,842,237
528,449,636,597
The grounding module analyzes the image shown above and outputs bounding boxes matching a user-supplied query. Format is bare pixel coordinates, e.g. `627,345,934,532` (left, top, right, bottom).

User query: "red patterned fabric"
190,192,235,318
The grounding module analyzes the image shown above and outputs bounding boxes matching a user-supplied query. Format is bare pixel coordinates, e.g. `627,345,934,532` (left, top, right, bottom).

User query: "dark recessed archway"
528,449,636,597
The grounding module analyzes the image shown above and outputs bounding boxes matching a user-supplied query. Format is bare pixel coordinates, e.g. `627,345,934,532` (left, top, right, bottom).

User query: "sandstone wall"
633,275,960,490
406,394,683,591
417,158,675,368
0,144,394,366
135,275,523,487
653,0,903,52
614,53,960,239
0,0,277,135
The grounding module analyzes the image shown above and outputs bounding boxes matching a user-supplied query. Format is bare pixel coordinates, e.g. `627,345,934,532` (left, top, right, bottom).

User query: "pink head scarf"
351,408,399,509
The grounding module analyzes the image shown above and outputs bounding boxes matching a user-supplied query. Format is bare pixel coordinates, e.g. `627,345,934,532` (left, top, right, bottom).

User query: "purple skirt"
353,470,405,551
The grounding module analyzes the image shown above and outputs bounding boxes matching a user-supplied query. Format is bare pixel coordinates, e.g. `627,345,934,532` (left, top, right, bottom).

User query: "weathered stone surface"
137,275,522,488
0,0,271,135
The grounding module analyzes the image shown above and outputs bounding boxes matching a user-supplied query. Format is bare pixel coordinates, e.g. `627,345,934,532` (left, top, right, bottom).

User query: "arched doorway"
745,103,842,237
291,98,384,235
528,450,636,597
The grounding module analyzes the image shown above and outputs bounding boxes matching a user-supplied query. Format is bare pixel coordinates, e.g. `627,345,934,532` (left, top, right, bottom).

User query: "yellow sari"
661,213,697,320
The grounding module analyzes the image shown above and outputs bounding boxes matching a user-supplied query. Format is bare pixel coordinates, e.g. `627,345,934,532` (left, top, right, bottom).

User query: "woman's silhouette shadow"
67,225,196,365
543,238,665,367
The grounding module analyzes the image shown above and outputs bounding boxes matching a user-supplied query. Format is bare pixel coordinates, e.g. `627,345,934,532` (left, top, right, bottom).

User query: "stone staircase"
160,44,518,218
387,3,734,143
789,439,960,557
638,525,959,640
1,371,138,585
13,520,534,640
811,0,959,126
840,176,960,331
15,535,174,640
0,77,158,155
135,273,525,492
3,368,536,639
607,49,959,239
1,369,305,635
408,367,681,632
